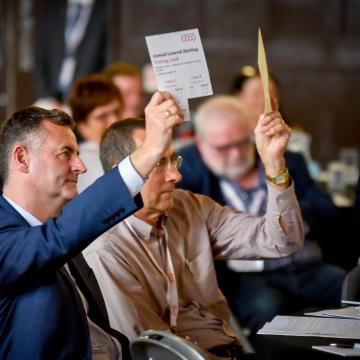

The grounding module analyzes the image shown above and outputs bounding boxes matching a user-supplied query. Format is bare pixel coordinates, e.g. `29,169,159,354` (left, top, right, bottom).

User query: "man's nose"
228,145,243,158
165,166,182,183
72,156,87,174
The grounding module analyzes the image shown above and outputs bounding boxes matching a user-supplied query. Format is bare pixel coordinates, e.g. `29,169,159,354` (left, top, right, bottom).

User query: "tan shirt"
83,186,303,350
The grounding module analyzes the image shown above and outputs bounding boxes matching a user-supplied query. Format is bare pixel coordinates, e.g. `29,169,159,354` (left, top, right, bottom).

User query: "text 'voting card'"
146,28,213,121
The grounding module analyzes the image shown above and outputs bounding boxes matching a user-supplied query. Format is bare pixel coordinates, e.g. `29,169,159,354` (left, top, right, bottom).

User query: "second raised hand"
254,110,291,179
130,91,184,179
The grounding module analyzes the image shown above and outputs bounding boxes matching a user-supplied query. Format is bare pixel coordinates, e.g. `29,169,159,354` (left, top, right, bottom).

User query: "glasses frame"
153,155,183,173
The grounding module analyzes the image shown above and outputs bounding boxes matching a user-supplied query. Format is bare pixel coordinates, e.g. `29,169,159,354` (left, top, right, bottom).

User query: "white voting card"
146,28,213,121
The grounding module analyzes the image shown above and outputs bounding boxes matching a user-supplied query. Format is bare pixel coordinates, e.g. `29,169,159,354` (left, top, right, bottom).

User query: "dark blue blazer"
0,168,142,359
177,144,337,231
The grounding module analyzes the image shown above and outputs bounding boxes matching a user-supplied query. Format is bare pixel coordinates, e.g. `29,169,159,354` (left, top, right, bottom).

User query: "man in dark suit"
34,0,108,105
177,95,346,342
0,91,183,359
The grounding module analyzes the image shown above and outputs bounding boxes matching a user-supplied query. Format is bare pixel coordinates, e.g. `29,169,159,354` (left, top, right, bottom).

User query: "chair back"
342,264,360,301
130,330,209,360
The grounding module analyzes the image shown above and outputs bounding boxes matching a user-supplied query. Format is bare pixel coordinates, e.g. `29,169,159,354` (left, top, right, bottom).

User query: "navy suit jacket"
177,144,337,236
0,168,142,359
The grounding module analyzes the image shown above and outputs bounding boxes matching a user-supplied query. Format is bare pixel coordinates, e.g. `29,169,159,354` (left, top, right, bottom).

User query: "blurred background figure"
34,0,108,110
355,175,360,220
103,62,145,119
3,1,359,175
67,74,123,192
230,66,320,179
230,65,279,130
177,95,346,345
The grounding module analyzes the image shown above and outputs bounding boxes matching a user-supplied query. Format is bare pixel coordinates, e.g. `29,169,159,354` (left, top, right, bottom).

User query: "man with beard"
177,95,346,343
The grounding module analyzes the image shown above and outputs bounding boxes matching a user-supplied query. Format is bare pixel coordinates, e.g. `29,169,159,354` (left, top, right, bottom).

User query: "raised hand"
254,99,291,181
143,91,183,156
130,91,184,178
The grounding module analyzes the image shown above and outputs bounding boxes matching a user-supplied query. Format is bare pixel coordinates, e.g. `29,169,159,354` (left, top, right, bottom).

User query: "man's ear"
13,145,30,173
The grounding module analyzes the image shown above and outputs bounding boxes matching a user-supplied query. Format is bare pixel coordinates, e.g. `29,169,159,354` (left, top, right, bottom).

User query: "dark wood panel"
110,0,360,165
2,0,359,165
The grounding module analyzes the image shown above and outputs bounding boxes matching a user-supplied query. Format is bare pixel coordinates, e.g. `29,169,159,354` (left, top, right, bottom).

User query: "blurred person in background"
34,0,108,110
231,66,320,178
230,65,279,130
67,74,123,192
103,62,145,119
355,175,360,220
177,95,346,344
231,66,360,263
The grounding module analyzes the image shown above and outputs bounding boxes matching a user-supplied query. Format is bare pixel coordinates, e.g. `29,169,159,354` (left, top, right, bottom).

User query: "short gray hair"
194,95,251,138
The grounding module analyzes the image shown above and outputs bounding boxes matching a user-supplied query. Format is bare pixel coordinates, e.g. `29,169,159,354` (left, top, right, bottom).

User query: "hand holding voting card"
146,28,213,121
258,29,273,114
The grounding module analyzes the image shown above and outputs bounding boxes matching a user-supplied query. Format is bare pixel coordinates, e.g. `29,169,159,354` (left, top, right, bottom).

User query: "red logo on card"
181,33,196,42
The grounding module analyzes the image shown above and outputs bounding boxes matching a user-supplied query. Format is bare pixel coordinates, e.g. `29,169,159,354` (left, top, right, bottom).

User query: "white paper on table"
145,28,213,121
312,345,360,357
257,315,360,339
305,306,360,320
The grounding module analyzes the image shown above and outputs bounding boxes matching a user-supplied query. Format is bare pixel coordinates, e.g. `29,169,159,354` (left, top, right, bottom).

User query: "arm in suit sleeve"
0,168,142,293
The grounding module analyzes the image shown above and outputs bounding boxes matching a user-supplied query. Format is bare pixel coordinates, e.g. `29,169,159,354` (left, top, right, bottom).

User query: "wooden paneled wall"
109,0,360,166
1,0,359,166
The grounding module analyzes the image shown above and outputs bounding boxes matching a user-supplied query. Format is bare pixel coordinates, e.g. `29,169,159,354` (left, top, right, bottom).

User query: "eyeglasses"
154,155,183,173
205,138,252,154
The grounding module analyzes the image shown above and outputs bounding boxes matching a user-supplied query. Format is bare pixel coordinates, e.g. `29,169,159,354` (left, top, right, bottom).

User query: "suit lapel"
68,254,109,327
68,253,132,359
58,266,90,332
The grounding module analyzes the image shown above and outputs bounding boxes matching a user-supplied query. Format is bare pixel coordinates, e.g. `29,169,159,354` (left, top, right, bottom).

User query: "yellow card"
258,29,272,114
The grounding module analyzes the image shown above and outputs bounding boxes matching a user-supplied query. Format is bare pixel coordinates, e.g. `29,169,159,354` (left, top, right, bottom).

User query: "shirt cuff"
117,156,144,197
